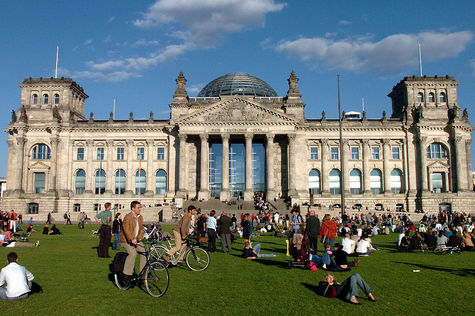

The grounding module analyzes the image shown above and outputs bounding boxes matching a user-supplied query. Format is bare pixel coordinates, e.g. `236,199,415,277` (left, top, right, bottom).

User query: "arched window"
370,169,383,194
135,169,146,194
115,169,126,194
32,144,51,160
54,94,60,104
439,92,446,102
426,143,448,159
75,169,86,194
417,92,424,102
329,169,341,195
390,169,403,194
43,94,49,104
428,92,435,102
308,169,321,194
350,169,362,194
95,169,106,194
32,94,38,105
155,170,167,195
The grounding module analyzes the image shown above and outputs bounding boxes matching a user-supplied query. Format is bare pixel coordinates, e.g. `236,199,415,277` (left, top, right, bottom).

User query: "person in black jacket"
112,213,122,250
306,210,320,252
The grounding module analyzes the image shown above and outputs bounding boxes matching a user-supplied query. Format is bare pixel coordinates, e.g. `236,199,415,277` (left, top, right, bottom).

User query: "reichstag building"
3,71,475,219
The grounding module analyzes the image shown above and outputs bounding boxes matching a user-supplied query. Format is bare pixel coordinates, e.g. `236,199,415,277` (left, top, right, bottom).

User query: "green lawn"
1,224,474,315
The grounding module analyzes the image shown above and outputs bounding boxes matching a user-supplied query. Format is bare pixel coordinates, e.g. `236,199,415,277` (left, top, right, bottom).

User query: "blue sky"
0,0,474,177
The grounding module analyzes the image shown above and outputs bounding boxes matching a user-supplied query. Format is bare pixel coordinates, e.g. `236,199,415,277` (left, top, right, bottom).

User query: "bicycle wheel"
185,247,210,271
144,261,169,297
114,273,131,290
150,245,169,266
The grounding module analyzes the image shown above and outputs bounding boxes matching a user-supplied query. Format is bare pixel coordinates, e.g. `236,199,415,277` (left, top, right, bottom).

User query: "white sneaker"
322,264,327,269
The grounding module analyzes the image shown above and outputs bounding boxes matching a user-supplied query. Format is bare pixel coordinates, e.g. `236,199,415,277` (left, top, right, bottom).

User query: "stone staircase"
182,197,290,216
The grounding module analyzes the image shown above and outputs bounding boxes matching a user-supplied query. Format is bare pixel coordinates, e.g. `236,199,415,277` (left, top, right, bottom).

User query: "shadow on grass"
231,254,290,269
394,261,475,278
301,282,319,294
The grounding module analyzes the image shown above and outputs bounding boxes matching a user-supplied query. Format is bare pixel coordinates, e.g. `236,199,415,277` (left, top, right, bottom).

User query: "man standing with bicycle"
121,201,145,281
163,205,196,264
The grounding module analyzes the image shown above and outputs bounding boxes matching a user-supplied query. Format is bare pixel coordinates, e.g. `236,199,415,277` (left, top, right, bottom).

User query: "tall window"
440,92,446,102
350,169,362,194
428,92,435,102
310,147,318,160
391,169,403,194
392,147,400,160
427,143,447,159
431,172,446,193
309,169,321,194
137,147,145,160
155,170,167,194
32,94,38,105
330,147,339,160
115,169,126,194
117,147,124,160
43,94,49,104
157,147,165,160
135,169,146,194
417,92,424,102
95,169,106,194
34,172,45,193
54,94,60,104
77,147,84,160
329,169,341,194
97,148,104,160
370,169,383,194
351,147,359,160
371,147,380,160
75,169,86,194
32,144,51,160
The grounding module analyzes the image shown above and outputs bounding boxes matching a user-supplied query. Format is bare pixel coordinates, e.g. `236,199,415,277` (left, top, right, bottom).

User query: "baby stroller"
287,233,310,269
273,223,286,238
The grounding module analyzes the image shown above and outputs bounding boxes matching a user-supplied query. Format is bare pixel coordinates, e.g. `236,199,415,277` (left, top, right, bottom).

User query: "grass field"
1,224,474,315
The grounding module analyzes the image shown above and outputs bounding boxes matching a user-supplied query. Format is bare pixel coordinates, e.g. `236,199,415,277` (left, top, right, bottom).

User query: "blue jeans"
0,281,31,300
337,273,372,300
113,233,121,250
310,254,323,266
253,244,276,258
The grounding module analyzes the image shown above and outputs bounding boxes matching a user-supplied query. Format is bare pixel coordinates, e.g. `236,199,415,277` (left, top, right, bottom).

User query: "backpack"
111,252,128,273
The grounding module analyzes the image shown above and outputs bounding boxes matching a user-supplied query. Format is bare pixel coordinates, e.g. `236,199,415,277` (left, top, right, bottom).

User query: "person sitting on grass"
424,228,437,250
462,230,474,251
42,225,49,235
409,231,424,250
398,230,410,251
242,240,276,259
49,224,62,235
317,273,376,305
447,230,463,249
436,230,448,250
333,243,359,271
355,233,376,256
0,252,35,300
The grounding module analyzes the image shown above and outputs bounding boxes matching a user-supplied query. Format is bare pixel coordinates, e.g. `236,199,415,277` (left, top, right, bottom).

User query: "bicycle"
151,236,210,271
114,240,169,297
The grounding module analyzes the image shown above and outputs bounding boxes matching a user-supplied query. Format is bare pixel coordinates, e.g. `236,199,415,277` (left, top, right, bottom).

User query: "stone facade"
3,73,475,220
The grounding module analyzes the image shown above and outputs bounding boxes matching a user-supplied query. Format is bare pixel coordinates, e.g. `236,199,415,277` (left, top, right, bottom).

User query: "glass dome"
197,72,278,97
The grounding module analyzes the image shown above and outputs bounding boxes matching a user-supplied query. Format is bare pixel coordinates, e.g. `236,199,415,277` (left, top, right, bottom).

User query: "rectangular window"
73,204,81,212
371,147,380,160
137,147,145,160
34,172,45,193
157,147,165,160
330,147,339,160
310,147,318,160
77,147,84,160
431,172,446,193
117,147,124,160
351,147,359,160
97,148,104,160
392,147,400,160
94,204,102,211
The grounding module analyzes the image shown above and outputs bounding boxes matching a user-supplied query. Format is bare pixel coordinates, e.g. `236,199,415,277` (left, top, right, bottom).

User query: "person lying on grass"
242,240,276,259
317,273,376,305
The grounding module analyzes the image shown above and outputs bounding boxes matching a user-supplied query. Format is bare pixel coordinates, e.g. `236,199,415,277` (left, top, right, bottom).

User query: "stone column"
220,134,230,200
466,140,473,191
419,136,428,192
49,137,58,193
167,134,176,196
266,133,276,200
198,134,209,200
12,137,25,193
244,133,254,200
288,134,297,197
177,133,187,197
146,140,154,194
455,136,466,192
342,139,350,194
125,140,133,194
105,140,114,194
383,140,391,194
86,139,94,193
362,140,371,194
321,139,329,194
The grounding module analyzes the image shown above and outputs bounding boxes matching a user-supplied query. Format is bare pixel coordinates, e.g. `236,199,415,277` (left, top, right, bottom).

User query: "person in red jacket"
319,215,338,248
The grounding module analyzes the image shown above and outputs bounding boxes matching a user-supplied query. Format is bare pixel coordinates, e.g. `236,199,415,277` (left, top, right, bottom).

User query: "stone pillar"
419,136,428,192
383,140,391,194
146,140,154,194
342,140,350,194
455,136,466,192
10,137,25,194
362,140,371,194
86,139,94,193
167,134,176,196
321,139,329,194
49,137,58,193
105,140,114,194
244,133,253,200
220,134,230,201
198,134,209,200
288,134,297,197
266,133,276,200
466,140,473,191
177,133,187,197
125,140,133,194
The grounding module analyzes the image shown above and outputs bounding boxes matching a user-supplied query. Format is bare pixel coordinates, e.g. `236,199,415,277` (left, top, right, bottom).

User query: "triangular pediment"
427,160,449,169
176,97,297,125
29,161,50,170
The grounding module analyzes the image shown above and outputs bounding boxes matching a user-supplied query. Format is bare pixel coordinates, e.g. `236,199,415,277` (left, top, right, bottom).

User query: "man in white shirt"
341,233,355,254
0,252,34,300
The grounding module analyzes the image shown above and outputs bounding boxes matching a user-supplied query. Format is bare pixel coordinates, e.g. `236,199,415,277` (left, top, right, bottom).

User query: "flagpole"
338,75,346,217
418,43,423,76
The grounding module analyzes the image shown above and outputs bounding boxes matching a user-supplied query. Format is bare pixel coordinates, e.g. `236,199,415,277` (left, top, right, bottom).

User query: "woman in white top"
355,234,376,256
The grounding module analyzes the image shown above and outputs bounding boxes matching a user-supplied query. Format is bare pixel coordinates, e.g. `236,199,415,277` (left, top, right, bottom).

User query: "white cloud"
107,16,115,23
338,20,352,25
275,30,473,72
132,39,160,46
84,39,93,46
75,70,140,82
187,83,205,95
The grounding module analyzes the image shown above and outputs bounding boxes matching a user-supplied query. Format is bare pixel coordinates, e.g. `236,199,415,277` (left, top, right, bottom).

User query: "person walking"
306,210,321,252
206,210,217,252
218,211,233,253
112,213,122,250
94,202,113,258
